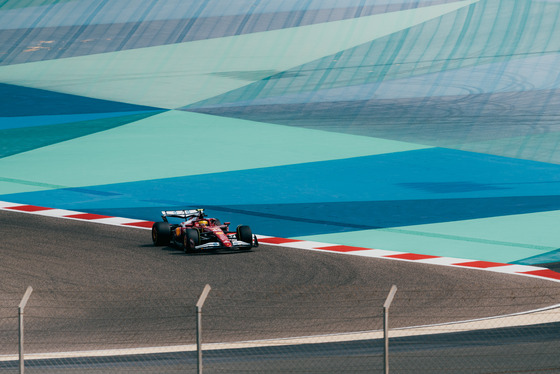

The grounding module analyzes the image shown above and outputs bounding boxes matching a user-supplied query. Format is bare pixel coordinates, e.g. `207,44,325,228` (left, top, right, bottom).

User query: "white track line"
2,200,559,282
1,303,559,362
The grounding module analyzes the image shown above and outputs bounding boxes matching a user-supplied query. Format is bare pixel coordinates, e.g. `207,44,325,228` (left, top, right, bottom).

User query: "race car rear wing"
161,209,205,221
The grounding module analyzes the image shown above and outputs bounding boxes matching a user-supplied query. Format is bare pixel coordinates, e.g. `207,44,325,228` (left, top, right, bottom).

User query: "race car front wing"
194,235,259,250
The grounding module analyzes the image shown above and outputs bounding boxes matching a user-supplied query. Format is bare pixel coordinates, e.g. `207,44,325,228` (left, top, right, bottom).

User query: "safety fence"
1,283,560,373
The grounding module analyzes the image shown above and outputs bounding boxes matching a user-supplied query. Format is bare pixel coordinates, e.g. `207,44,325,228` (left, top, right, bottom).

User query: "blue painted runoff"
4,147,560,238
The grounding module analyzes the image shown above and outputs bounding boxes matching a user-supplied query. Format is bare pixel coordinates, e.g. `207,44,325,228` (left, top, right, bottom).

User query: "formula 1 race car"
151,209,258,252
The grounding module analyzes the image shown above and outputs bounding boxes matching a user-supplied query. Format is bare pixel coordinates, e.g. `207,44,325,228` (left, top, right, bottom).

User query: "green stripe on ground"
297,210,560,263
0,110,430,195
381,227,555,251
0,177,67,190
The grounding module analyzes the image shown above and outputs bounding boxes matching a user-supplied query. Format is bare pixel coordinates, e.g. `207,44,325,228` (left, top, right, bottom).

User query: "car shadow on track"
140,243,253,256
176,247,254,256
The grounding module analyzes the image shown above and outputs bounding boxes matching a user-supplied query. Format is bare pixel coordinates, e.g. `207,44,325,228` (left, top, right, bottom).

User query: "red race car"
151,209,258,252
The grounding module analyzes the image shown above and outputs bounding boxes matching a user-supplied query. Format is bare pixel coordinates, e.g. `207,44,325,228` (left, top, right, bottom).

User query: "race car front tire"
183,228,200,253
152,222,171,246
236,225,253,248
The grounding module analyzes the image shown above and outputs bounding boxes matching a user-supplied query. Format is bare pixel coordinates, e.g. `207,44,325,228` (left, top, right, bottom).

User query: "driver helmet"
199,220,208,226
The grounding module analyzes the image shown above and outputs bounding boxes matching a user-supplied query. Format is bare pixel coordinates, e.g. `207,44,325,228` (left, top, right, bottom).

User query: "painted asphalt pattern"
2,1,560,370
2,0,560,266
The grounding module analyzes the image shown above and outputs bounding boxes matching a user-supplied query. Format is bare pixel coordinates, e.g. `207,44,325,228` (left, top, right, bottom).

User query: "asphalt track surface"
1,209,560,359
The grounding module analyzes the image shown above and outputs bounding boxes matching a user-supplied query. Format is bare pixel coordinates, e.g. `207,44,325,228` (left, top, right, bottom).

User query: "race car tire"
183,228,200,253
236,225,253,249
152,222,171,246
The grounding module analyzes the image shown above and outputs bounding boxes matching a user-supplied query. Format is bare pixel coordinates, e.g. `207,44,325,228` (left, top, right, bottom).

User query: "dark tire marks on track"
1,209,559,354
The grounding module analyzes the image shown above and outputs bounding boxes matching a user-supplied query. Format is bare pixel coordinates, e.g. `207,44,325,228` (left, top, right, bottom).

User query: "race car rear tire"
152,222,171,246
236,225,253,248
183,228,200,253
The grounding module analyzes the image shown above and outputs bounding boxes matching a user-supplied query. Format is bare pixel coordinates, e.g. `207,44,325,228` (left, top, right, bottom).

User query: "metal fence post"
383,285,397,374
18,286,33,374
196,284,211,374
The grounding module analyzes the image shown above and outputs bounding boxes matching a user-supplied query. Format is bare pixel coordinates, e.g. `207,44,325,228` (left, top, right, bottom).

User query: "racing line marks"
1,200,559,282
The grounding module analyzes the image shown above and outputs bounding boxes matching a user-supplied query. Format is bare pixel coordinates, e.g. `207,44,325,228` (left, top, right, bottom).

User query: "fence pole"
18,286,33,374
196,284,211,374
383,285,397,374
